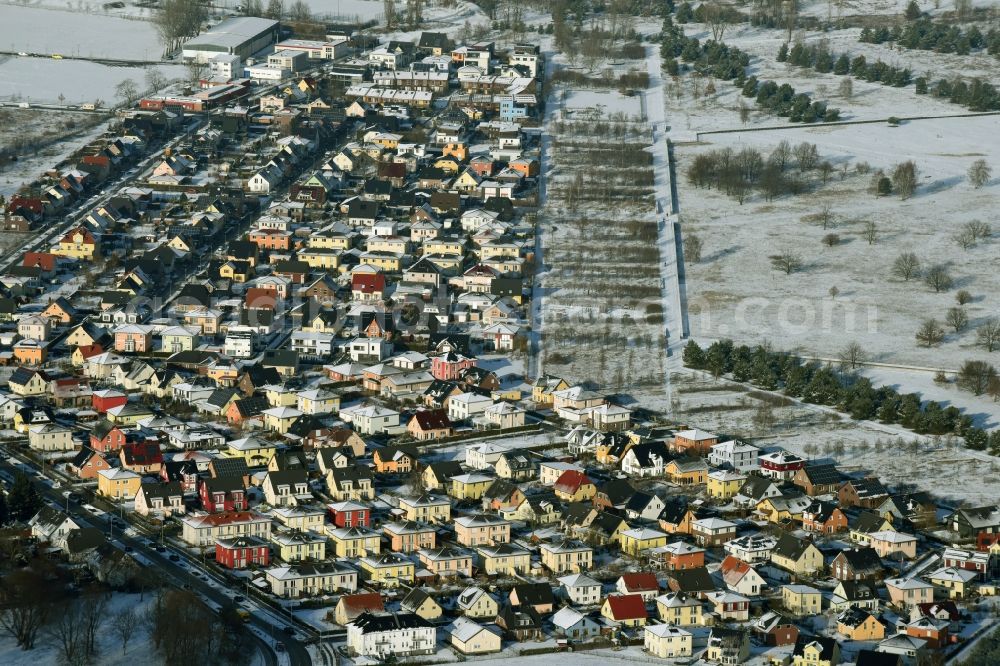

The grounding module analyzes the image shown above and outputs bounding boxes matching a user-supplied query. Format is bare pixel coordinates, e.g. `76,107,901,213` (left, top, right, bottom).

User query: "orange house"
443,142,468,161
383,521,437,552
74,448,112,480
658,541,706,570
659,504,698,535
13,340,46,365
508,158,539,178
672,429,718,455
373,446,418,474
802,502,849,534
248,229,292,251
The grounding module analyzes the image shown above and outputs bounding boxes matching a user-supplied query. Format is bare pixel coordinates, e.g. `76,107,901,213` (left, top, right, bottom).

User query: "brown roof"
411,409,451,431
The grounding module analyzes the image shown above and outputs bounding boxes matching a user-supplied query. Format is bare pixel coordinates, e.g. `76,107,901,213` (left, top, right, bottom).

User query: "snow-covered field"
297,0,384,21
671,368,1000,505
563,89,643,118
0,57,185,104
678,113,1000,428
0,592,158,666
0,5,163,60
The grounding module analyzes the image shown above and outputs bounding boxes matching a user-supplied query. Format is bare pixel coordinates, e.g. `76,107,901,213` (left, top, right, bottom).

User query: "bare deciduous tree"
977,319,1000,352
968,159,991,188
114,608,138,656
838,76,853,99
891,252,921,281
957,360,997,395
862,220,877,244
793,142,819,171
115,79,139,107
915,319,945,347
771,250,803,274
144,69,167,93
946,307,969,333
892,160,918,199
956,290,973,305
839,341,868,369
924,265,953,292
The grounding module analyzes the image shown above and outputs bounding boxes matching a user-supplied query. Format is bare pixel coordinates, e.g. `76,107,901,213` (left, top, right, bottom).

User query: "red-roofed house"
600,593,648,627
553,470,596,502
616,572,661,602
335,592,384,625
73,344,105,366
406,409,453,441
352,271,385,301
244,287,279,310
119,441,163,474
22,252,57,272
216,535,270,569
720,555,767,596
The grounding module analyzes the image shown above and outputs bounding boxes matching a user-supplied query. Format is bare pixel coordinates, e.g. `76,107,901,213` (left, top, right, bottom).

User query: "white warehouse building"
182,16,280,63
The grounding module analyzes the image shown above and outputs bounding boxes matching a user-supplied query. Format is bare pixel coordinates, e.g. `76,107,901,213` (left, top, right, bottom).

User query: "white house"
347,612,437,658
557,573,602,606
448,392,493,422
465,442,507,470
340,404,401,435
708,440,759,472
28,423,75,452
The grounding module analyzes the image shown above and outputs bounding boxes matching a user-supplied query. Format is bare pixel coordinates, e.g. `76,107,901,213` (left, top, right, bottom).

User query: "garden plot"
0,107,109,197
0,57,185,104
670,368,1000,505
562,89,643,119
537,115,669,401
0,5,162,60
676,114,1000,426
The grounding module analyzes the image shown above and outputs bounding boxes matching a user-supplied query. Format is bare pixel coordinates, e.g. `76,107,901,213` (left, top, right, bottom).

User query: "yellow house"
450,473,493,500
539,540,593,573
54,227,99,260
927,567,977,599
273,506,325,532
300,248,341,270
272,530,326,562
359,252,401,272
423,238,464,256
265,385,299,407
227,437,278,465
620,527,669,557
477,544,530,575
219,261,252,283
757,496,812,525
792,638,841,666
366,236,408,255
458,587,499,619
707,470,747,500
655,592,704,626
601,594,648,627
782,584,822,615
402,588,443,620
297,390,341,416
434,157,462,173
837,608,885,641
532,375,570,404
398,494,451,523
452,170,481,191
771,534,824,576
358,553,415,587
106,404,154,426
97,467,141,500
308,231,353,251
262,406,301,434
644,625,693,659
327,526,382,558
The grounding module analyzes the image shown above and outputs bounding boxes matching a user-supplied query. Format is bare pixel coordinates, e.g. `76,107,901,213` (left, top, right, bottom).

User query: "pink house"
431,351,476,380
114,325,153,354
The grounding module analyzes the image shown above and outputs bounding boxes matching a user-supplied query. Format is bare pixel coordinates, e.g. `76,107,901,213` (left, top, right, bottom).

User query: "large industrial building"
182,16,280,63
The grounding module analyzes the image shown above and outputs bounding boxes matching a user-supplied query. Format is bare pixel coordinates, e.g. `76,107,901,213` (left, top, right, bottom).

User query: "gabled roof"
603,593,647,621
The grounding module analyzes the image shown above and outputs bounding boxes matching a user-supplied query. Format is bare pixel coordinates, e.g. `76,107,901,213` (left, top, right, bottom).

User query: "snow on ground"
563,89,643,118
671,368,1000,505
797,0,998,18
0,592,158,666
0,5,163,60
0,0,156,20
0,57,186,104
296,0,384,21
677,114,1000,427
0,109,111,196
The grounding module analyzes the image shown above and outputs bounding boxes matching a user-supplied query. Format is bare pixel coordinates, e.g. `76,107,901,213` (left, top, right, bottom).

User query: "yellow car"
51,54,63,59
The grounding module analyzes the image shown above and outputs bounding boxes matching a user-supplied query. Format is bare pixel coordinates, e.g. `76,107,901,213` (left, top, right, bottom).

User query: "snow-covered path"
644,43,688,410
